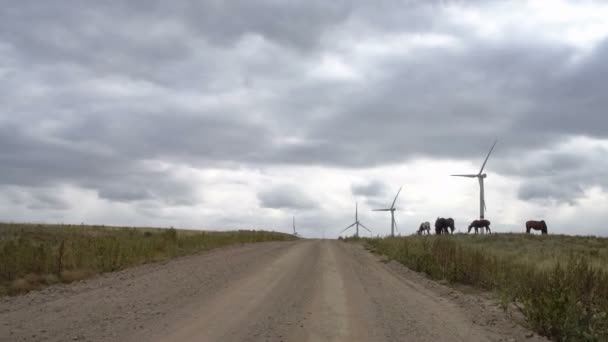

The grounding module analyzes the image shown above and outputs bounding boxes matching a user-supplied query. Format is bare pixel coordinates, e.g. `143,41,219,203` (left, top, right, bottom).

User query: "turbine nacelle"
372,186,402,237
341,202,372,237
451,140,497,220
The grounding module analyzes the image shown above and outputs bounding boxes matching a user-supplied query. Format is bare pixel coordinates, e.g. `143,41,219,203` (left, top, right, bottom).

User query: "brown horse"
526,220,548,234
468,219,491,234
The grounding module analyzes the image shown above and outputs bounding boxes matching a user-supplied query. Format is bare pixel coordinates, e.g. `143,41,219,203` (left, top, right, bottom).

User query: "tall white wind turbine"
340,202,371,237
372,187,402,237
451,140,498,220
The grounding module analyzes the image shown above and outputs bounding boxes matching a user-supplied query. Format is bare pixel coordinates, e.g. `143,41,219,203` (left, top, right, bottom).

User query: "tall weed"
366,235,608,341
0,223,295,296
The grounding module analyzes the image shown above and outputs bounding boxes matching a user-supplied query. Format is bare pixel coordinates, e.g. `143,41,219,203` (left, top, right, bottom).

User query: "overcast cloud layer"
2,1,608,237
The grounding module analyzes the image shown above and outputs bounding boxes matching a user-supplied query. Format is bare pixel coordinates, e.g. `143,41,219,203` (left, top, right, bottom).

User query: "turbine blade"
479,139,498,175
391,186,402,209
340,223,356,234
359,222,372,232
372,209,391,211
451,174,478,178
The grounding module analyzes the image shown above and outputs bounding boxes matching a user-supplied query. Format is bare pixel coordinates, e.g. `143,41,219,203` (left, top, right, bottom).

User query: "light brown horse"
417,222,431,235
526,220,548,234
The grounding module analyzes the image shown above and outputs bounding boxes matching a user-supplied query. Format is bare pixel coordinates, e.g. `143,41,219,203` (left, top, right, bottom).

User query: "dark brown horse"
435,217,455,235
526,220,548,234
446,218,455,234
468,219,491,234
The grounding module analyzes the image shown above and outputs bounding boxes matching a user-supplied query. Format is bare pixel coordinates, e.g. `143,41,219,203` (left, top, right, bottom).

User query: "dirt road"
0,240,546,341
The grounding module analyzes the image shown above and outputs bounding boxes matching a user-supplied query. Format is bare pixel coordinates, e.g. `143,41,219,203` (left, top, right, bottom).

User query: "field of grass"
0,223,296,297
364,233,608,342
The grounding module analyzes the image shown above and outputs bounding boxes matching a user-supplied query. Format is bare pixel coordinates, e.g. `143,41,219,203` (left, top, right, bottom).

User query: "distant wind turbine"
372,187,402,237
340,202,371,237
451,140,498,220
292,216,299,237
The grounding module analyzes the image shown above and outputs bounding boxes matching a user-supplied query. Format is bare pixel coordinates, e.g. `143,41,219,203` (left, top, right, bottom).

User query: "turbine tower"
292,216,299,237
340,202,371,237
372,187,402,237
451,140,497,220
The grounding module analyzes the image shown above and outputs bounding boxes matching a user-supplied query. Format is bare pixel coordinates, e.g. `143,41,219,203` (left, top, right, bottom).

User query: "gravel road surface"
0,240,547,341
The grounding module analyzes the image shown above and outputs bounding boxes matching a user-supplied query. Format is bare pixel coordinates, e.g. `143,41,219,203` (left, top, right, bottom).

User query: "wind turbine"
372,187,402,237
292,216,299,237
340,202,371,237
451,140,497,220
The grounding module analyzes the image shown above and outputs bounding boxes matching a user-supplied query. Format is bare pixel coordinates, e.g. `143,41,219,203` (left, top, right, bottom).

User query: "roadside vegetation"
0,223,296,297
364,233,608,342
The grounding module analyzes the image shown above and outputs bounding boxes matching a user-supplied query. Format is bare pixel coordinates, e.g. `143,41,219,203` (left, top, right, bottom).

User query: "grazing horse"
446,218,455,234
418,222,431,235
435,217,453,235
468,219,491,234
526,220,548,234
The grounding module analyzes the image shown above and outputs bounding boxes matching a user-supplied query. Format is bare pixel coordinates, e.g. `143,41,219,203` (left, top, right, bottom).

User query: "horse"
446,218,455,234
417,222,431,235
435,217,453,235
468,219,491,234
526,220,548,234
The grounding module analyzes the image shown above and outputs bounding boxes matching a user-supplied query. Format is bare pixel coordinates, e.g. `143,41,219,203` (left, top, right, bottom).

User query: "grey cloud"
257,185,318,210
351,180,387,197
504,144,608,203
1,186,71,211
1,1,608,233
0,123,198,204
517,181,582,205
4,1,608,171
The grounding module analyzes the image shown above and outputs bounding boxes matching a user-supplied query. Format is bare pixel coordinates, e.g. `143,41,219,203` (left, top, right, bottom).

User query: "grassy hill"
365,233,608,341
0,223,296,296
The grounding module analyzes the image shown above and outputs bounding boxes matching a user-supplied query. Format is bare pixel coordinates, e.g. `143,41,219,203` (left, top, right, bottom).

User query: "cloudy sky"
2,0,608,237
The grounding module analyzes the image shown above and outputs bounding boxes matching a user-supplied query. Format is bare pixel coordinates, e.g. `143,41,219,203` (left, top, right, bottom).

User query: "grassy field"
364,233,608,342
0,223,296,297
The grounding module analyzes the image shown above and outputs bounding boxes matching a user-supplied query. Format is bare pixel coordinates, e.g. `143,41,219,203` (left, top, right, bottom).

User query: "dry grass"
0,223,296,296
364,233,608,342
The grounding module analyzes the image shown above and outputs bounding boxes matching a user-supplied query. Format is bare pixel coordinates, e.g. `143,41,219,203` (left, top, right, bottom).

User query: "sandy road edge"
350,241,548,341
